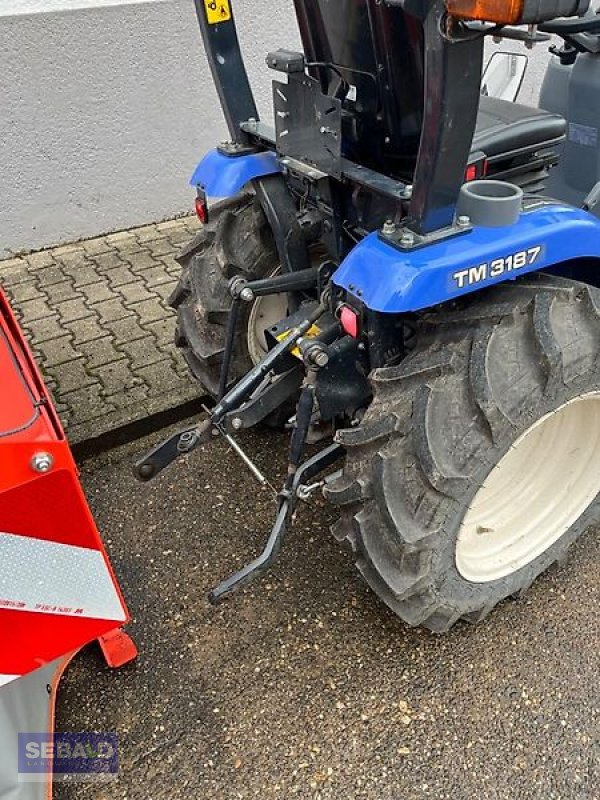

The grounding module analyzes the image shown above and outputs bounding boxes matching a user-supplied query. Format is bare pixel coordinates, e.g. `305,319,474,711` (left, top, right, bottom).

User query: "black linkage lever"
208,442,344,603
134,301,328,482
230,266,321,300
134,419,214,481
209,355,337,603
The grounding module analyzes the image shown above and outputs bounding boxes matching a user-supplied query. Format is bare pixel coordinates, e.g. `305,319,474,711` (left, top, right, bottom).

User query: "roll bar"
193,0,257,142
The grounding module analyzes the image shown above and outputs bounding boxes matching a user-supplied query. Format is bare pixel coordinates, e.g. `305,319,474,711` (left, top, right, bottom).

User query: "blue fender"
190,148,281,196
332,203,600,313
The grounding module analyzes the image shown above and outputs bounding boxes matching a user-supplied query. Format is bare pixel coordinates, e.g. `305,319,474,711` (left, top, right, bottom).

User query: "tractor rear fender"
332,203,600,313
190,148,281,196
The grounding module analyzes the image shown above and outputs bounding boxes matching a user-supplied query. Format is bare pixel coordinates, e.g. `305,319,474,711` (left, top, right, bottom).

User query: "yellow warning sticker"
204,0,231,24
276,324,321,359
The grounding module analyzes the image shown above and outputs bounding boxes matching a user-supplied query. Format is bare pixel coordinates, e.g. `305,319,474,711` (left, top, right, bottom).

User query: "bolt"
246,117,258,131
457,215,471,228
137,463,155,481
382,219,396,235
312,349,329,368
240,286,255,302
31,452,53,473
400,231,415,247
403,184,413,199
526,24,536,49
231,418,243,431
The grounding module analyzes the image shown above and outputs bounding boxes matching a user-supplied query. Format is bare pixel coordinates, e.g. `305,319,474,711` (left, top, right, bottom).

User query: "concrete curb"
1,217,201,444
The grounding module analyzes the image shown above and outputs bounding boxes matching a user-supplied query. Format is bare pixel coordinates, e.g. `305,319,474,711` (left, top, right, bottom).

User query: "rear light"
340,305,360,339
445,0,524,23
465,154,488,182
194,192,208,224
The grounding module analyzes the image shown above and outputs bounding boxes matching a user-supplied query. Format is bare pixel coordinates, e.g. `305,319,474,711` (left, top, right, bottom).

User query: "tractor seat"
473,95,566,158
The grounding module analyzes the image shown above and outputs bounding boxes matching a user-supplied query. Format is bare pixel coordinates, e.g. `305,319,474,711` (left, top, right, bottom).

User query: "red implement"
0,288,135,686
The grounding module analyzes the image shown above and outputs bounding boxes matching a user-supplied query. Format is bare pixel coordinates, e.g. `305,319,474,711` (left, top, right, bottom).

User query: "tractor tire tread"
170,194,278,398
326,274,600,632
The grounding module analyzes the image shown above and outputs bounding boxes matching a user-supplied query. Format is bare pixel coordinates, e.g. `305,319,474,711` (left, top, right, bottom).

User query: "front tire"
326,275,600,632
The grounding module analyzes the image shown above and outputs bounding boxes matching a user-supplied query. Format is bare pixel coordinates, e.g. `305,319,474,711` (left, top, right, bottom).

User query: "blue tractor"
137,0,600,631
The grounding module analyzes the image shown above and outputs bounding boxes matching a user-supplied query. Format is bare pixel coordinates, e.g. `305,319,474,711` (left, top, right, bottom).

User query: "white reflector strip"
0,674,20,688
0,532,126,621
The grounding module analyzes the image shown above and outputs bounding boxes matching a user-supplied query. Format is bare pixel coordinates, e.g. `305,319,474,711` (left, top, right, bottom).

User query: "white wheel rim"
246,277,288,365
456,392,600,583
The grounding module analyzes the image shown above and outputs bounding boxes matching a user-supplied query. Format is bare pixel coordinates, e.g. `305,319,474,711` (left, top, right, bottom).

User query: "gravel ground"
56,427,599,800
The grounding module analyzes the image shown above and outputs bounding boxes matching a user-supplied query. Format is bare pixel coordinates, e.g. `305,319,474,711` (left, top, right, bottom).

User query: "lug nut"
31,452,53,473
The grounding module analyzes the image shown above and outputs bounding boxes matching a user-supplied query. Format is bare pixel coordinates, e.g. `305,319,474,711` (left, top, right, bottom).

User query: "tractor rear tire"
170,194,285,400
325,275,600,632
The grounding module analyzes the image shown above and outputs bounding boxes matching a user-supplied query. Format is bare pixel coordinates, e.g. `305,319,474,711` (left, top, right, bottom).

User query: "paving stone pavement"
0,217,203,443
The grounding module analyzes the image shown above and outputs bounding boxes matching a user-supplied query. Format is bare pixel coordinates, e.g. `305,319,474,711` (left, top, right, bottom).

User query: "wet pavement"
57,427,599,800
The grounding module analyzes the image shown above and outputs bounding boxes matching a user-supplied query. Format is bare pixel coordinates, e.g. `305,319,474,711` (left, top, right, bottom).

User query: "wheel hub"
456,392,600,583
247,286,289,365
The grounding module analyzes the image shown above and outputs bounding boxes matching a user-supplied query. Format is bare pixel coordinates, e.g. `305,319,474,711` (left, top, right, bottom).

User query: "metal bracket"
222,368,303,433
272,73,343,178
379,219,473,253
217,140,260,157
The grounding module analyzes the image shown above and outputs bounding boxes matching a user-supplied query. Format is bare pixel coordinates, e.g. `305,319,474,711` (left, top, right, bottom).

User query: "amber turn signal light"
445,0,524,24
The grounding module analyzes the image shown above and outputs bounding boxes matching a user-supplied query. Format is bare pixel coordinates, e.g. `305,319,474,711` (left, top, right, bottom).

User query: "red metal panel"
0,289,132,686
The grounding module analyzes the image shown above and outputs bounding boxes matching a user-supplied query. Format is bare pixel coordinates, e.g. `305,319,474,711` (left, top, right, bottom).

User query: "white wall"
0,0,299,259
0,0,552,260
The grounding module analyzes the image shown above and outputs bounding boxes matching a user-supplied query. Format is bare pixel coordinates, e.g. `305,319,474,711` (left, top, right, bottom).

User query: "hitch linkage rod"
208,442,343,603
134,301,327,481
209,353,339,602
219,266,321,400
